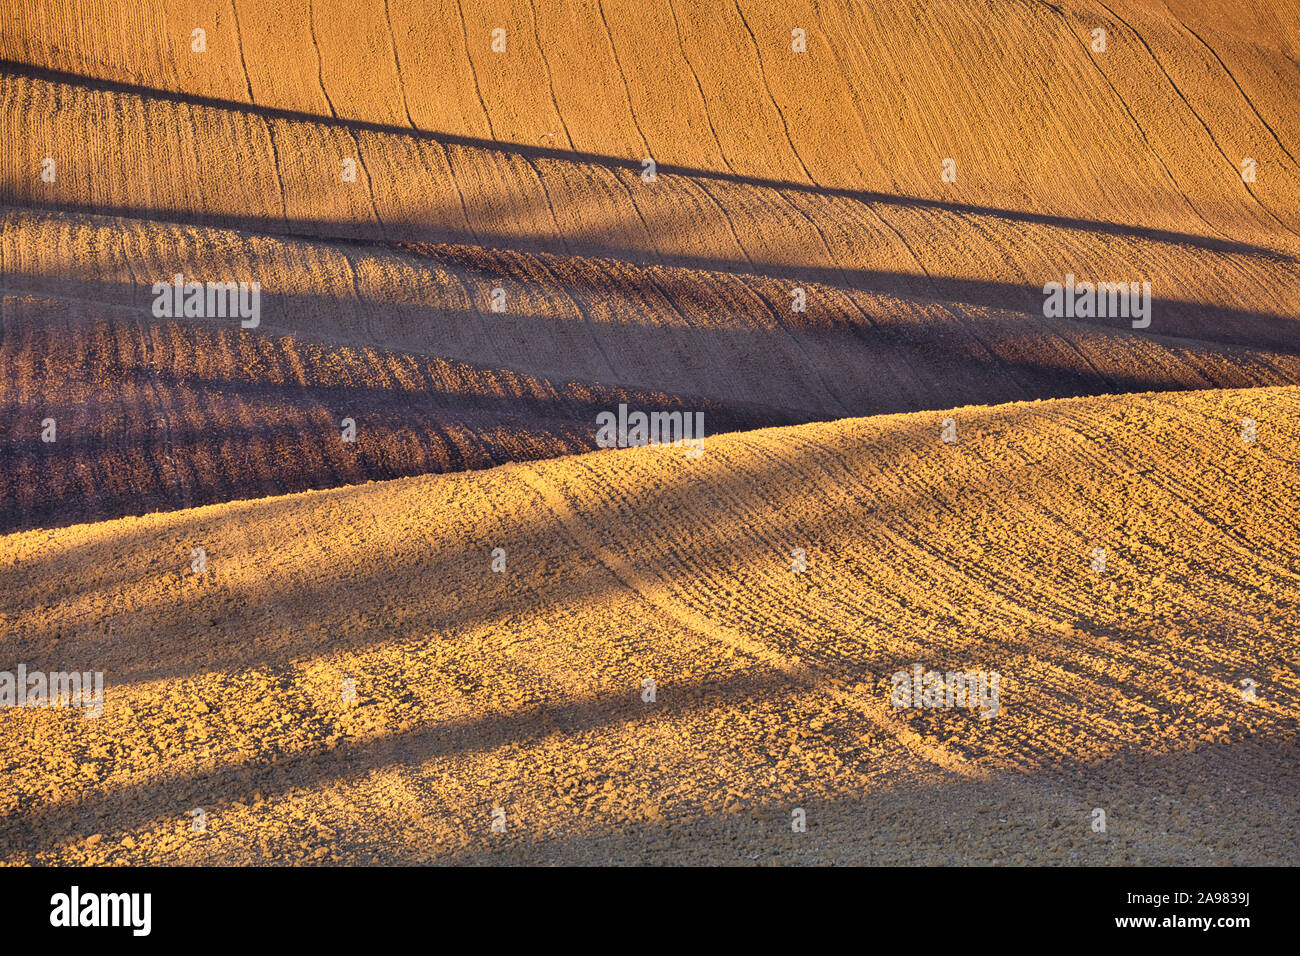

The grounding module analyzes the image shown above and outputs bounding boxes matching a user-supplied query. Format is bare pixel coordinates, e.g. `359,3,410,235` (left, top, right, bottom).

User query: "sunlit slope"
4,56,1299,319
2,387,1296,864
4,1,1300,299
5,0,1298,240
5,204,1300,530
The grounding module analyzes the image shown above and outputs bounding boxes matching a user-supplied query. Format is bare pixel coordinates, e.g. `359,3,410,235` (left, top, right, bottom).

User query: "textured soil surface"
1,0,1297,864
2,388,1297,864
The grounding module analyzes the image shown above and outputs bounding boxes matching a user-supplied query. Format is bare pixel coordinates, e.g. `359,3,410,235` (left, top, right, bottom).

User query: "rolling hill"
1,386,1297,863
1,0,1297,865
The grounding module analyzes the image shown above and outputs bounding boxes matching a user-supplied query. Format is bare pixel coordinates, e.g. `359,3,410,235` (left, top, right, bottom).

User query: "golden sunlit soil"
4,0,1300,526
2,0,1298,864
1,387,1297,864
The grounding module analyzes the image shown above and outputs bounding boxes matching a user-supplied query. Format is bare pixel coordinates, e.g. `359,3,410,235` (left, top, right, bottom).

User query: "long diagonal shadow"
0,665,814,855
430,734,1300,866
3,260,1299,534
9,234,1300,357
2,59,1294,264
5,390,1297,699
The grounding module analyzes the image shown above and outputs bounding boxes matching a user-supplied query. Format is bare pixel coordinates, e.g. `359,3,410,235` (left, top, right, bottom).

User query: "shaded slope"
4,205,1300,530
3,0,1299,529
